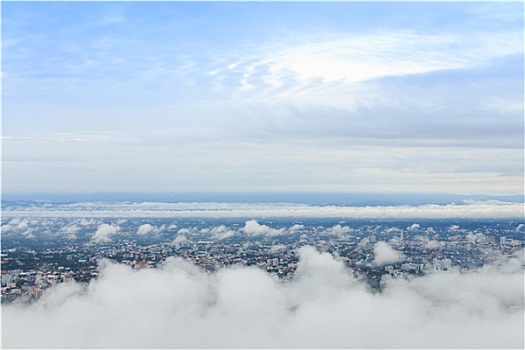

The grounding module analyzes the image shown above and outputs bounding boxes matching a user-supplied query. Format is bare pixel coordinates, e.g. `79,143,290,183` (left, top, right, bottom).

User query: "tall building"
440,259,452,270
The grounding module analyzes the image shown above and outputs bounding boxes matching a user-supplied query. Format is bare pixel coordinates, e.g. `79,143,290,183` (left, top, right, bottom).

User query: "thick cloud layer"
3,247,523,349
2,200,523,219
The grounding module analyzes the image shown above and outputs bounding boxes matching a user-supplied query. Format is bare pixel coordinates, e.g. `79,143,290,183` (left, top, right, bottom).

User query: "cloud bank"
2,200,523,219
3,247,523,349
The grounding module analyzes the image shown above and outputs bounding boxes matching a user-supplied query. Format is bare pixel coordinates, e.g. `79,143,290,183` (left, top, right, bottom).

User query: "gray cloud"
3,247,523,349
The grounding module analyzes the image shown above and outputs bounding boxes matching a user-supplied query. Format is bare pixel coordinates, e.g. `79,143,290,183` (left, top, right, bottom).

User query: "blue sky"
2,2,524,196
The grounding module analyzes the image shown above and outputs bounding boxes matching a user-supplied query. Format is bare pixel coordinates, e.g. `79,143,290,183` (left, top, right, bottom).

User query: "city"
2,214,523,303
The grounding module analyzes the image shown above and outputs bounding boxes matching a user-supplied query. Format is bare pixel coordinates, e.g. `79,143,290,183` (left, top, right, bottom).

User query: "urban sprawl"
2,216,523,303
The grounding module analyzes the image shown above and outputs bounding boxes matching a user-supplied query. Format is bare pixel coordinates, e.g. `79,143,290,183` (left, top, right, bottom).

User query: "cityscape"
2,206,523,303
2,200,524,348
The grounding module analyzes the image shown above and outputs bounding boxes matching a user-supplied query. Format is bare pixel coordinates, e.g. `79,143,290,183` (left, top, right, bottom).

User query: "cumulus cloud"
467,232,486,244
59,223,81,239
373,241,404,265
269,244,287,254
171,235,190,248
201,225,236,240
1,218,36,238
407,223,420,231
425,240,445,250
242,220,285,236
136,223,164,235
288,224,305,232
92,224,121,243
385,227,402,234
177,228,192,235
2,247,523,349
20,228,35,239
2,218,30,233
79,218,98,226
326,224,351,235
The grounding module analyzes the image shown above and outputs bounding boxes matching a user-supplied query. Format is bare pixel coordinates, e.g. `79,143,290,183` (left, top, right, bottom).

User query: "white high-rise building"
440,259,452,270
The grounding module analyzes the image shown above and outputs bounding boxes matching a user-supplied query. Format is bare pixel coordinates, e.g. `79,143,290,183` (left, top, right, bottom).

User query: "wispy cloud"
209,30,522,105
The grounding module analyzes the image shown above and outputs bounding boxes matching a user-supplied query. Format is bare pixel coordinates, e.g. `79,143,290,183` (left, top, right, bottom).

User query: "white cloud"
373,241,404,265
136,223,164,235
200,225,236,240
171,235,189,248
177,228,192,235
59,223,81,239
467,232,486,244
425,240,445,250
327,224,351,236
407,223,421,231
3,201,523,219
92,223,121,243
3,247,523,349
222,31,522,105
20,228,35,239
288,224,305,232
242,220,285,236
137,223,155,235
1,218,34,236
449,224,461,231
269,244,287,254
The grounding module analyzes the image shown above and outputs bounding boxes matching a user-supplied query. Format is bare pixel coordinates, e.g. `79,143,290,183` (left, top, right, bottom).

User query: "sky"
2,1,524,197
